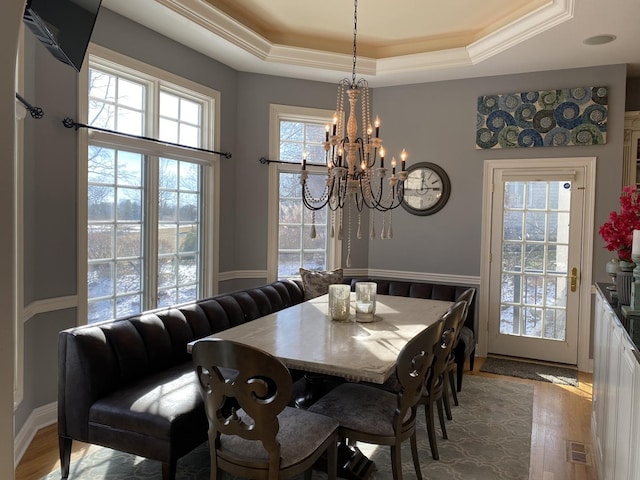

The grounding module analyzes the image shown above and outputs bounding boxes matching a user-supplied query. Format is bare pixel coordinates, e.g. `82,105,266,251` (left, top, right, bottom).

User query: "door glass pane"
499,180,570,341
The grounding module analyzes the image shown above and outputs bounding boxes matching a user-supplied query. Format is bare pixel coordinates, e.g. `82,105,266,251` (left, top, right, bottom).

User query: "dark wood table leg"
294,372,330,408
337,442,375,480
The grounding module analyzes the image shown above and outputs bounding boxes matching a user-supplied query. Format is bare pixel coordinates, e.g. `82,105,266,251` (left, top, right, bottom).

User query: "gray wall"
15,6,629,433
232,72,370,272
372,66,626,280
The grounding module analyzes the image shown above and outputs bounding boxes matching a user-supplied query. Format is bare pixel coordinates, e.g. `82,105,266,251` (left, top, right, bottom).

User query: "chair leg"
424,402,439,460
448,369,459,406
326,439,338,480
469,348,476,371
390,444,403,480
410,432,423,480
442,380,453,421
59,436,72,479
456,359,465,392
161,460,177,480
436,398,448,440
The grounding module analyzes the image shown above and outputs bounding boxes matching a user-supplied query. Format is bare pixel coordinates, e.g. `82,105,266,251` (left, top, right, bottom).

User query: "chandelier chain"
351,0,358,87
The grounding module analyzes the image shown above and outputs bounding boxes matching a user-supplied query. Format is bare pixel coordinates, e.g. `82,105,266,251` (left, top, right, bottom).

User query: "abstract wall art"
476,86,608,149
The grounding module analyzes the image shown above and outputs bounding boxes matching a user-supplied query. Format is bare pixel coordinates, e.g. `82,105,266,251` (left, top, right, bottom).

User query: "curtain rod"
62,117,232,159
259,156,325,167
15,93,44,119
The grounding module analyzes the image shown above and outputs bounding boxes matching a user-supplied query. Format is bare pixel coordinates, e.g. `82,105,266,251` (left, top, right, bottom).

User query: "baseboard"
14,401,57,466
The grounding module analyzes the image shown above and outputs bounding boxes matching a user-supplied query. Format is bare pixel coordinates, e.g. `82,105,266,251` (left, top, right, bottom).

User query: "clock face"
401,162,451,216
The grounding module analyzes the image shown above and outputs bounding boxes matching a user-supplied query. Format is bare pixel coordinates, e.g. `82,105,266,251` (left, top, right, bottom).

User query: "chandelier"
299,0,408,267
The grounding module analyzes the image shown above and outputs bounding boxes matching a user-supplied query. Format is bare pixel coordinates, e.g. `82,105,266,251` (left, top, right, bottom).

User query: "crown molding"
468,0,575,64
153,0,572,79
158,0,271,60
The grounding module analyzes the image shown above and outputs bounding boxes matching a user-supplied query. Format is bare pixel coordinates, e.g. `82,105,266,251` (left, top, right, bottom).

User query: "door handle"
570,267,578,292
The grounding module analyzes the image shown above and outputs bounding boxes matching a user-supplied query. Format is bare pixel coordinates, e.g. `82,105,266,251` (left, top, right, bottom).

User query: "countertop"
596,282,640,352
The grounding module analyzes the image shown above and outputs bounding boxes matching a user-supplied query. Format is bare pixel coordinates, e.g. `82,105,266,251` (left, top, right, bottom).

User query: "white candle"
356,301,373,313
633,229,640,256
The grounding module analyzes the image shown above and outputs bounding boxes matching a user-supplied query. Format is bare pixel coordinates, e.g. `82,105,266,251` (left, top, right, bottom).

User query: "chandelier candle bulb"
379,147,385,168
374,116,380,137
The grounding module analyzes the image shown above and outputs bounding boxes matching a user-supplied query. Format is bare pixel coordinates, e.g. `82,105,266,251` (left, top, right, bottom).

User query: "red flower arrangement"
599,185,640,262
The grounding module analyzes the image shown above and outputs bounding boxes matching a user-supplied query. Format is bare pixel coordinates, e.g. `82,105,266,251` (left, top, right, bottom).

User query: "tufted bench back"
58,279,304,439
343,277,477,333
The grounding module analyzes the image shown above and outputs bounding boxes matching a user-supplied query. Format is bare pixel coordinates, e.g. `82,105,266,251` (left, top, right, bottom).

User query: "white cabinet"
623,111,640,187
592,286,640,480
631,345,640,480
592,291,610,465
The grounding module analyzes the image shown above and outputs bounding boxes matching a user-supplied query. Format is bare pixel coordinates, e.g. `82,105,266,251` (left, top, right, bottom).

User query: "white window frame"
267,104,341,282
77,44,220,324
14,28,24,409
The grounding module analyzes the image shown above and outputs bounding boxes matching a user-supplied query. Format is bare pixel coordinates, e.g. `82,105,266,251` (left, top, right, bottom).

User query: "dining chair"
444,288,475,412
452,288,477,394
307,318,445,480
419,300,466,460
191,338,339,480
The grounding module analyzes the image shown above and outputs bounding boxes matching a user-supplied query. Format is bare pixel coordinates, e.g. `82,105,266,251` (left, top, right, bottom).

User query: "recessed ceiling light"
583,34,617,46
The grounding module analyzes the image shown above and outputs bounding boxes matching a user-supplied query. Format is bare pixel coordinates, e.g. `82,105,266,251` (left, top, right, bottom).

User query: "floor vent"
566,440,592,465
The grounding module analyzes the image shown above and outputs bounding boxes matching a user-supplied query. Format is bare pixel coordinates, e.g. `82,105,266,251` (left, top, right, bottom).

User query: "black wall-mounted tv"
23,0,103,72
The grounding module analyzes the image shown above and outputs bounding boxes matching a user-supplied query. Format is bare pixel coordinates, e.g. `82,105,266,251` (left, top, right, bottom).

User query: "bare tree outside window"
277,119,330,278
85,63,209,323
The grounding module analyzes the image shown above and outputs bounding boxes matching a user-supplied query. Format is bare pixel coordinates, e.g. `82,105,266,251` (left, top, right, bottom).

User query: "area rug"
42,375,533,480
480,356,578,387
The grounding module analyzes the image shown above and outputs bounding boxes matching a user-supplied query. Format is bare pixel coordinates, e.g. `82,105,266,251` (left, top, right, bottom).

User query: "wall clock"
401,162,451,216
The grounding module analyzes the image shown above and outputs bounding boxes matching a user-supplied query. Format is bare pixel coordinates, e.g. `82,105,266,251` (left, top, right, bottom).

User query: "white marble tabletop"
190,294,453,384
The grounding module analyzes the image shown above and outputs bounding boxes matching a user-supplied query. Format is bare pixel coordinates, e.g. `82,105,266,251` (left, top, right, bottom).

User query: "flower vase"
616,261,635,305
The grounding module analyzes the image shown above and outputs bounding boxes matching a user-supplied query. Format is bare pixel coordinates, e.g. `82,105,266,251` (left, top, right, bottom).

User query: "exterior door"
486,165,586,365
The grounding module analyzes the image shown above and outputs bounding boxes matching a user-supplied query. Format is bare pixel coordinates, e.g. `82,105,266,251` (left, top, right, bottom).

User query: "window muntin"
85,55,214,323
159,89,202,148
157,157,202,307
89,68,146,135
275,114,335,279
87,146,144,321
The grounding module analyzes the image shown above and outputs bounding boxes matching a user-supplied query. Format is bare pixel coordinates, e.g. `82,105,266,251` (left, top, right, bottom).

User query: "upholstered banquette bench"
57,276,477,480
57,279,305,480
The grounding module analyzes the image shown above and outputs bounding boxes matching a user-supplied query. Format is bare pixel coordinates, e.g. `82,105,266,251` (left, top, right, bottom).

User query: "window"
80,45,219,323
267,105,341,280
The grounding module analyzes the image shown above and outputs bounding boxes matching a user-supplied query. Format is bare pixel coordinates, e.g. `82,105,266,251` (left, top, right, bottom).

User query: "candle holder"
328,284,351,321
355,282,377,322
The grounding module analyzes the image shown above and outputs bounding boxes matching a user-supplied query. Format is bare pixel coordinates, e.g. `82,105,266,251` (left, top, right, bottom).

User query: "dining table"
188,293,453,479
188,293,453,384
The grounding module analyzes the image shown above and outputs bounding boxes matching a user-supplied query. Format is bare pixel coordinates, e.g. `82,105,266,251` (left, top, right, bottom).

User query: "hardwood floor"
15,357,597,480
